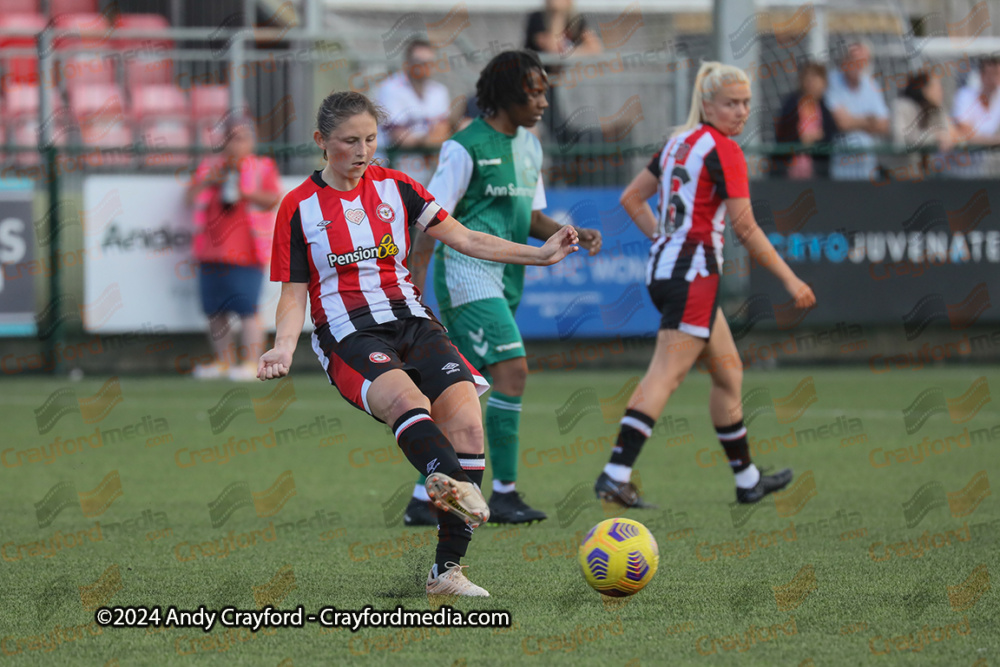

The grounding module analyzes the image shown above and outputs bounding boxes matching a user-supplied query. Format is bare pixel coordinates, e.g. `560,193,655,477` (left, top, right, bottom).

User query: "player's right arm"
258,192,311,380
620,168,659,240
258,282,307,380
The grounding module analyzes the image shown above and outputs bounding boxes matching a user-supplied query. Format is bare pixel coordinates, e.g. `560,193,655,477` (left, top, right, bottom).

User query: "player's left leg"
704,310,793,503
426,381,490,597
485,356,546,524
400,319,493,596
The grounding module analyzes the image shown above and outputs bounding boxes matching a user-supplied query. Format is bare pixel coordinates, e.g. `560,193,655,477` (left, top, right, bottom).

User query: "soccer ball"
579,518,659,597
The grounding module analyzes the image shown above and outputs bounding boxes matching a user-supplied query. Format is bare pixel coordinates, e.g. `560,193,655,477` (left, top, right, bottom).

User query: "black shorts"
312,317,490,420
647,274,720,339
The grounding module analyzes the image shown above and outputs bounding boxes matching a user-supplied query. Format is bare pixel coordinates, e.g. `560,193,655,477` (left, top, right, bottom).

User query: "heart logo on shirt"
345,208,367,225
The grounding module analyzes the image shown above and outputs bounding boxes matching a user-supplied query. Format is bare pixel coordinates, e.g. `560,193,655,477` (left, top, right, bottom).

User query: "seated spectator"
826,41,890,180
889,70,965,178
375,39,452,185
951,56,1000,176
774,61,838,179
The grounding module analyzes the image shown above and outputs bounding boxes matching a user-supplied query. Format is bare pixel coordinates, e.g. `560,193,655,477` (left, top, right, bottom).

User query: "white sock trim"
603,463,632,483
621,415,653,438
413,484,430,501
734,464,761,489
493,480,516,493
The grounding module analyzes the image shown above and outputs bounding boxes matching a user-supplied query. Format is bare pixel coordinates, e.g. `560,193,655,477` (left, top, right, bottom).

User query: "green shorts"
439,298,525,375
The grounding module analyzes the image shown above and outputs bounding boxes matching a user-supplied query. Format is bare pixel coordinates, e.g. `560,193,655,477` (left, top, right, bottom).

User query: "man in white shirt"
825,41,891,180
951,57,1000,177
376,39,453,185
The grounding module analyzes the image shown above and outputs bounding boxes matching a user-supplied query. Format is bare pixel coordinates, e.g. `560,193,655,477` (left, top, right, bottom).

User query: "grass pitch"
1,367,998,666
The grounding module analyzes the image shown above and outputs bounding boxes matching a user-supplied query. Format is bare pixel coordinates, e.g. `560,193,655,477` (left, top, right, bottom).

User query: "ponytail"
673,61,751,137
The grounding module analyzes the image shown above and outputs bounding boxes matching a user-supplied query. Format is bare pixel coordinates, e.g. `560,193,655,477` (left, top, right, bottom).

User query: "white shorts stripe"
394,413,432,439
717,426,747,441
621,416,653,438
679,321,710,338
360,379,373,415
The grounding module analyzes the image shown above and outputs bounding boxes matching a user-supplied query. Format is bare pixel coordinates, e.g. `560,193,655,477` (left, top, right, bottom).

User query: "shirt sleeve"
270,194,310,283
952,87,975,124
396,171,449,231
646,150,663,178
704,140,749,200
532,173,547,210
868,81,889,119
426,140,472,214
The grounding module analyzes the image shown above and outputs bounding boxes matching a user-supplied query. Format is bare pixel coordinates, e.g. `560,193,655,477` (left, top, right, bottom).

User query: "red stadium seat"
191,85,229,119
0,14,47,90
68,83,132,165
141,120,192,167
0,0,39,12
53,13,112,47
68,82,125,119
115,14,174,86
132,84,187,121
49,0,99,17
2,84,69,165
191,85,232,147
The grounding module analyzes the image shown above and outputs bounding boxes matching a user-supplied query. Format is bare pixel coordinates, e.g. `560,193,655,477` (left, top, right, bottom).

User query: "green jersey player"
409,50,602,525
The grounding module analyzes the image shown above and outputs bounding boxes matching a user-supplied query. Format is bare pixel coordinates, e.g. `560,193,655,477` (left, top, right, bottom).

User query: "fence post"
38,23,63,374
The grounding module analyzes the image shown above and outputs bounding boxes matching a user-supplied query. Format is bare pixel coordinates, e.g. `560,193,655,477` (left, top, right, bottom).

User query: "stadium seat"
49,0,99,17
54,13,114,90
191,85,232,147
140,120,191,167
115,14,174,87
53,13,112,48
69,82,132,165
132,84,187,121
68,82,125,119
0,14,47,90
2,84,69,165
0,0,39,12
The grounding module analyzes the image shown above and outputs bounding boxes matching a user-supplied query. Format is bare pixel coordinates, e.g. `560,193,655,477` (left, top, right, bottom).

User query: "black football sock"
716,420,751,472
434,453,485,573
393,408,470,483
608,409,656,467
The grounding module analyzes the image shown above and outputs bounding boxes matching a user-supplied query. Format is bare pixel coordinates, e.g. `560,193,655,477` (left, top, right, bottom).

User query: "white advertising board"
83,175,309,333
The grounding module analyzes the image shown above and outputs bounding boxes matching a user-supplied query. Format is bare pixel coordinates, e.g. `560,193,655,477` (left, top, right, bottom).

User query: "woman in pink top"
185,117,283,380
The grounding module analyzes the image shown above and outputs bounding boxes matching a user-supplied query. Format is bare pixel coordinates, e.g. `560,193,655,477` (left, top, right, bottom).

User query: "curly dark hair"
475,50,547,118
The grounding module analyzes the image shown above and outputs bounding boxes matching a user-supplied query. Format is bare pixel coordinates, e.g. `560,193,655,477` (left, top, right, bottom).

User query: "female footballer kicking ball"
257,91,579,597
594,62,817,508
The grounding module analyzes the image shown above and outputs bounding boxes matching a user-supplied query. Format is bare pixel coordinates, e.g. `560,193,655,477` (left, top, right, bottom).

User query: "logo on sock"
426,458,440,474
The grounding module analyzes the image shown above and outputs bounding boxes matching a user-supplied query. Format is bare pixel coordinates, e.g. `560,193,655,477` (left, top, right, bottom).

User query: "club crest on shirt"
369,352,391,363
345,208,367,225
675,142,691,162
376,203,395,223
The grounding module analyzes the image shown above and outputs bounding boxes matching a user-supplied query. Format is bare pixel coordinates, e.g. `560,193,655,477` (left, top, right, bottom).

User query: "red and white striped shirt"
646,123,749,283
271,166,448,341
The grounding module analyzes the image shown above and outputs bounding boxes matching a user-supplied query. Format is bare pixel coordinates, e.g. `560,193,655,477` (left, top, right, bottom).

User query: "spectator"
523,0,603,144
826,41,890,180
375,39,452,185
951,56,1000,176
524,0,602,59
890,70,965,178
774,61,838,179
185,117,282,381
